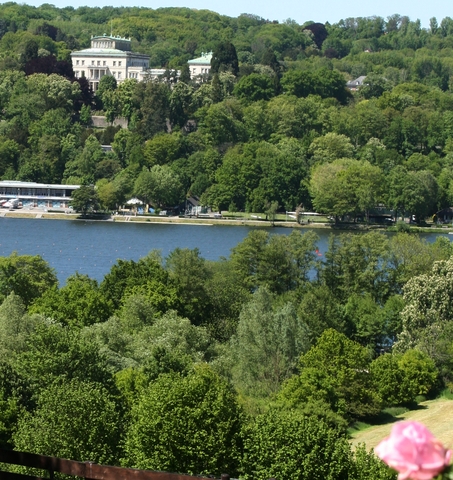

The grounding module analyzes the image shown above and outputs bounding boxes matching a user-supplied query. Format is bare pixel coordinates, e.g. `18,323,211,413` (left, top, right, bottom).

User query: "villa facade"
70,35,151,91
187,52,212,80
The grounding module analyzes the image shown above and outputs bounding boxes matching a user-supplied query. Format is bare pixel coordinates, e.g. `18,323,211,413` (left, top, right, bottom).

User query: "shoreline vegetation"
2,209,453,233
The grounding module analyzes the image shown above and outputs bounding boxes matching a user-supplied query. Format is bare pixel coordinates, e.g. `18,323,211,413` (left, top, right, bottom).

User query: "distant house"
346,75,367,91
187,52,212,80
436,207,453,223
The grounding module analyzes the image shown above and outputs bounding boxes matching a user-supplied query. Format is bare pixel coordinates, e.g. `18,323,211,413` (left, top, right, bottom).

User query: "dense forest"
2,4,453,478
1,229,453,479
2,5,453,220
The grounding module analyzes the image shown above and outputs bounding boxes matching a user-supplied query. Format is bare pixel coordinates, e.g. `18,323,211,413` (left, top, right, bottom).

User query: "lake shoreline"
2,209,453,234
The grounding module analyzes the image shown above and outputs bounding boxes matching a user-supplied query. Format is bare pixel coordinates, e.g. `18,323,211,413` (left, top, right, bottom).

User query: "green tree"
134,81,170,140
241,408,352,480
320,232,391,303
371,350,437,406
13,379,122,465
165,248,211,325
100,253,169,311
233,73,276,102
308,133,355,163
96,74,117,110
134,165,183,208
229,287,310,397
310,159,383,221
279,329,381,419
64,134,105,183
13,321,114,396
211,41,239,76
0,361,24,449
70,184,99,215
395,257,453,352
123,364,242,476
29,273,113,328
297,285,346,344
26,73,80,111
143,132,182,167
0,252,57,306
169,81,194,128
0,292,39,357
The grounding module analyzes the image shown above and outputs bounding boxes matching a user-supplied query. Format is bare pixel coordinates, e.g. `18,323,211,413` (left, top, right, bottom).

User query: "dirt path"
350,399,453,450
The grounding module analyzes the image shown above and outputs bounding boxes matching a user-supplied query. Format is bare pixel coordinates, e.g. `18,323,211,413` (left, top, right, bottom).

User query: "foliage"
230,229,319,294
279,329,381,419
133,165,183,208
165,248,211,325
123,364,242,476
13,379,122,465
395,257,453,352
12,321,115,397
29,273,113,327
100,253,169,311
0,252,57,306
211,41,239,76
0,292,39,357
371,350,438,406
241,408,352,480
229,287,310,397
70,185,99,215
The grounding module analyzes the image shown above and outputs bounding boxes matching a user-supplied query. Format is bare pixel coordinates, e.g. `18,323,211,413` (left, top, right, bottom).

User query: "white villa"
188,52,212,79
71,34,151,91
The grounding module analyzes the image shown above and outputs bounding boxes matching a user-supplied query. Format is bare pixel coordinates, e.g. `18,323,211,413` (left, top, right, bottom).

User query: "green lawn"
350,398,453,450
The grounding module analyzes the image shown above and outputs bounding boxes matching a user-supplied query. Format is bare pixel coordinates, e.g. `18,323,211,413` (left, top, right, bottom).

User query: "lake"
0,217,451,285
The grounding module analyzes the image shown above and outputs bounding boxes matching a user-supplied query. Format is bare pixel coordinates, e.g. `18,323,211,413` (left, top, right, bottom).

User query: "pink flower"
375,421,452,480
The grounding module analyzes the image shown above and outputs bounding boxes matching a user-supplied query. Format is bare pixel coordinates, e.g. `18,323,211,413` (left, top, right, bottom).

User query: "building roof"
71,48,149,58
346,75,367,87
188,52,213,65
0,180,79,189
91,34,131,42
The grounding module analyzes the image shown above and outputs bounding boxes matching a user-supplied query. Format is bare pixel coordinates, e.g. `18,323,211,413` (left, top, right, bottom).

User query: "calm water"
0,217,451,285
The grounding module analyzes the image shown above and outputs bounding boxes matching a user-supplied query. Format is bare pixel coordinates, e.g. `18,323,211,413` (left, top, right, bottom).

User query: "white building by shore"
0,181,80,209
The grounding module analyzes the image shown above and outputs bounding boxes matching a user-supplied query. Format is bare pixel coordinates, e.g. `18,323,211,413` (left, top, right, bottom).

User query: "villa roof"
71,48,149,58
91,34,131,41
188,52,213,65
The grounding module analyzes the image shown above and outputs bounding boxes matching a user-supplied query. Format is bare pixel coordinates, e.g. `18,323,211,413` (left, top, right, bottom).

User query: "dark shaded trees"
211,41,239,76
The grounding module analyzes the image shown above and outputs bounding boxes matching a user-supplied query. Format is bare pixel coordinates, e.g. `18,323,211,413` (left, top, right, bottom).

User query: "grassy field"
350,398,453,450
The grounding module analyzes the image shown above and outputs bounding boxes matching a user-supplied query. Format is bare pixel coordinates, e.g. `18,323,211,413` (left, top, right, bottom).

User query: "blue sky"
13,0,452,27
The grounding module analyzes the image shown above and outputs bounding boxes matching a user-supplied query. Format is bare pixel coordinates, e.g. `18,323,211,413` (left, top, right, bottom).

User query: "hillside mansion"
71,34,212,90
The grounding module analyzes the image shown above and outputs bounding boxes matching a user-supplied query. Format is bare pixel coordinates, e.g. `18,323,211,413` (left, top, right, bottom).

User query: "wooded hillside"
2,5,453,221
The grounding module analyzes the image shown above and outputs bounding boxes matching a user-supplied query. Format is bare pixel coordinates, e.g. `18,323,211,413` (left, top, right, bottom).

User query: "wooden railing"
0,449,229,480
